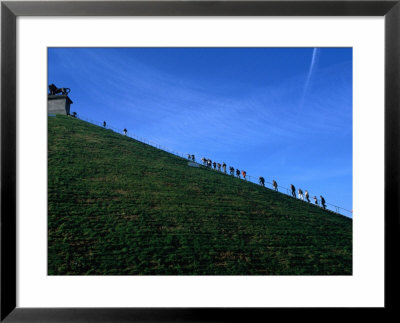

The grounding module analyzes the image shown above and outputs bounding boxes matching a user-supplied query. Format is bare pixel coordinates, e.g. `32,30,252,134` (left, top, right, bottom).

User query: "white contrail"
300,48,319,109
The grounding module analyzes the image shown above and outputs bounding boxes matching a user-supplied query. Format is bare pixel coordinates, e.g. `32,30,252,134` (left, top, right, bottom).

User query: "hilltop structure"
48,84,73,115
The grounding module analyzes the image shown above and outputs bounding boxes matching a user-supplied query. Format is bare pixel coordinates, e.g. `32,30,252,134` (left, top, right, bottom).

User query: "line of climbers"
198,157,248,181
102,121,331,211
100,122,325,210
189,154,327,210
256,178,326,209
87,117,333,212
288,184,326,209
99,122,331,211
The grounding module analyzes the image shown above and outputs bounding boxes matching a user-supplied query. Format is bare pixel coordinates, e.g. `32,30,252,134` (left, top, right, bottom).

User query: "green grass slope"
48,115,352,275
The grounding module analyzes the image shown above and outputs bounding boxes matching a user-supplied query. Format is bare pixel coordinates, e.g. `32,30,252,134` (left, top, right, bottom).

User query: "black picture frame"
1,1,399,321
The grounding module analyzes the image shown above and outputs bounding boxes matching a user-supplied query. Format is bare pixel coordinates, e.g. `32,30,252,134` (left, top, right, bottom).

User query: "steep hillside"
48,115,352,275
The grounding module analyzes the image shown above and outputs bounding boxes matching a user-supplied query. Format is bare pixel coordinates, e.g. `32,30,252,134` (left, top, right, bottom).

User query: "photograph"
47,47,353,276
2,0,398,320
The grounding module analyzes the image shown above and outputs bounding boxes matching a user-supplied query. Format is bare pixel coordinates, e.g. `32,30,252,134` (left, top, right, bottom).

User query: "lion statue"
49,84,71,95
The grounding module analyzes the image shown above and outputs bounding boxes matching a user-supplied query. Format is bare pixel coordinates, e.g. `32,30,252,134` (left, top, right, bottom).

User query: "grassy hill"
48,115,352,275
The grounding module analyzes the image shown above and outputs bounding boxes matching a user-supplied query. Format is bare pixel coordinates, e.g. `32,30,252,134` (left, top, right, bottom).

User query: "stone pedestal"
48,94,73,115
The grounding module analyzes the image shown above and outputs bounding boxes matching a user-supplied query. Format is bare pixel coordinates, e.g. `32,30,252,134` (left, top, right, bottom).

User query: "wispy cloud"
299,48,320,109
61,48,349,156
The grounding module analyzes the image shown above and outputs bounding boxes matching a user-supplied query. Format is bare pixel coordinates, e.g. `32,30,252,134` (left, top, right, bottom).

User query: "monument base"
48,94,73,115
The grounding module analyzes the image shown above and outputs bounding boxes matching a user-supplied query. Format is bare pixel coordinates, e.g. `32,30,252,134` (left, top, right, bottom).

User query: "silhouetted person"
222,163,227,173
242,170,247,180
123,128,127,135
230,167,234,176
320,195,326,209
273,180,278,191
305,190,310,202
236,169,241,178
213,162,216,169
259,176,265,187
103,121,106,128
291,184,296,198
207,160,212,168
313,196,318,205
298,188,304,200
191,155,195,162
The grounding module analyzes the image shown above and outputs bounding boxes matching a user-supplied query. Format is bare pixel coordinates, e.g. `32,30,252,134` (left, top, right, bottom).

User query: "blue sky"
48,47,353,217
